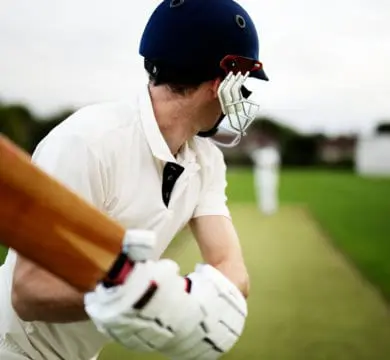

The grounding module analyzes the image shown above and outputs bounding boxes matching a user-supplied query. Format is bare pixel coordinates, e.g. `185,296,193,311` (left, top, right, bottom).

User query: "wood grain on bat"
0,134,125,292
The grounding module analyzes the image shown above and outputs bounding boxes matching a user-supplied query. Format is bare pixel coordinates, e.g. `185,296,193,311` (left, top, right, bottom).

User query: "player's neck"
149,85,202,155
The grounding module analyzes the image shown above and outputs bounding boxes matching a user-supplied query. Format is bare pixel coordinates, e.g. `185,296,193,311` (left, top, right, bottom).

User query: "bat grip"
102,252,134,288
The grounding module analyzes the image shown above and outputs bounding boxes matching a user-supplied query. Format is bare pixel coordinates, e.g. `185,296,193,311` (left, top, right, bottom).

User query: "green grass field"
1,169,390,359
226,169,390,300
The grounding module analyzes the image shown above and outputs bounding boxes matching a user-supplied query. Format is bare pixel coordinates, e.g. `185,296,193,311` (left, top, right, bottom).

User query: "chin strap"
210,131,243,148
197,114,225,138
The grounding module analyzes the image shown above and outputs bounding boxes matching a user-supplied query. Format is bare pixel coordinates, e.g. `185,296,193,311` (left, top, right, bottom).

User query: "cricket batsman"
0,0,269,359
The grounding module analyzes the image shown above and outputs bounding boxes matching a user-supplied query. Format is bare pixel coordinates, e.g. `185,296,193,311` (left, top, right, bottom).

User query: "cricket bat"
0,134,132,292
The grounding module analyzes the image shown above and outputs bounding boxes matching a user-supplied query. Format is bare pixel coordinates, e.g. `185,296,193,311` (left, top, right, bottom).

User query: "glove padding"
160,264,248,360
84,230,207,353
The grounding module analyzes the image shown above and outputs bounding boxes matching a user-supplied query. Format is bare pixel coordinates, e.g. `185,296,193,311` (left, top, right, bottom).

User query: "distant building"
318,136,357,164
355,134,390,176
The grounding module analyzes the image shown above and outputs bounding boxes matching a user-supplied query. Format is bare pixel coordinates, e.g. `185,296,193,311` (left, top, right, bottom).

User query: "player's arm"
190,145,249,297
12,255,87,322
158,146,249,359
190,214,249,298
11,133,104,322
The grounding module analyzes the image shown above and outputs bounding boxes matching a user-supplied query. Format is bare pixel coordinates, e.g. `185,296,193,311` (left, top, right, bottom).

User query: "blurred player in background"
0,0,269,359
251,143,281,215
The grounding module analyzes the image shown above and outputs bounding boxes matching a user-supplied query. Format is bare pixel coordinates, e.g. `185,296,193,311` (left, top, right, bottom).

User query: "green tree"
0,104,35,151
0,102,74,154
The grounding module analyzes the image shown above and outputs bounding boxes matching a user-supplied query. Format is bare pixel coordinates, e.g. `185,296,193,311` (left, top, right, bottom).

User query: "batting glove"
159,264,248,360
84,230,208,353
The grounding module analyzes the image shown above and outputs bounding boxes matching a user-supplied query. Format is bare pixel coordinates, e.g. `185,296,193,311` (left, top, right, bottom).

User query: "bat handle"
101,252,134,288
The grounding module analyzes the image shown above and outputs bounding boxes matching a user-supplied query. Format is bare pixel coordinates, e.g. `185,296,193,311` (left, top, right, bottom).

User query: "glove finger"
117,335,155,353
161,326,204,358
134,259,181,319
139,274,206,337
218,293,246,335
133,321,175,349
196,264,248,315
186,273,220,313
206,320,238,353
166,324,227,360
188,345,224,360
166,322,236,359
104,322,163,353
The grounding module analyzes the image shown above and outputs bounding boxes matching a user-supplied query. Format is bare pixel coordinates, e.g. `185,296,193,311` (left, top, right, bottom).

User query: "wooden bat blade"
0,134,126,292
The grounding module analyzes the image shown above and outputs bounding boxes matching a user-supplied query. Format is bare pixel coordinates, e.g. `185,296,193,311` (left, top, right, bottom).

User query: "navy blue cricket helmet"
139,0,268,85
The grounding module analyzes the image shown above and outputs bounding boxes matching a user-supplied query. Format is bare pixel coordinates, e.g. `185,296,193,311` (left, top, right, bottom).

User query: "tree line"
0,102,73,154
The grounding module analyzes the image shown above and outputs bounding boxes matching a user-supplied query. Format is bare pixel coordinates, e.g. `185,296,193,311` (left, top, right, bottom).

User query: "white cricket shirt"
0,84,230,360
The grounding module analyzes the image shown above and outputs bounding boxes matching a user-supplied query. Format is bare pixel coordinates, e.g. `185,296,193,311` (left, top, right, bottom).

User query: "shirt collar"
177,141,196,166
138,84,177,163
138,84,196,166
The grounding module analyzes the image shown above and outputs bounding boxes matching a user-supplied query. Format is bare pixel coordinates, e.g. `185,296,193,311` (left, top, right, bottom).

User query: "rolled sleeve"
192,147,231,219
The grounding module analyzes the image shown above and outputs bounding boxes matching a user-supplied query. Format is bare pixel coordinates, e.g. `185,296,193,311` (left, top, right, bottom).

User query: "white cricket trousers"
0,338,101,360
254,167,279,215
0,338,29,359
0,350,28,360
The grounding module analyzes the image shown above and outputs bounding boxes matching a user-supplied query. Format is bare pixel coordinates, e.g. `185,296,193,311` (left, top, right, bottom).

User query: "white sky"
1,0,390,135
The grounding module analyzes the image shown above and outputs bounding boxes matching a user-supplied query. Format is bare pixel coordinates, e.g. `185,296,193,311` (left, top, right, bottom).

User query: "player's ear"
210,77,222,99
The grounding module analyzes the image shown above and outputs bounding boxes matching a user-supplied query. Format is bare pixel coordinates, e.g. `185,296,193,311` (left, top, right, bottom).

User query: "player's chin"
197,111,224,135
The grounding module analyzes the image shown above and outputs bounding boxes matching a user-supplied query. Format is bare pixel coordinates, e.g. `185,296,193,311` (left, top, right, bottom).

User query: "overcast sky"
1,0,390,135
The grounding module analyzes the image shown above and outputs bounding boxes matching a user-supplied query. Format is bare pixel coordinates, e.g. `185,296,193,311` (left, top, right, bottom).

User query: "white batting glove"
84,230,208,353
159,264,248,360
